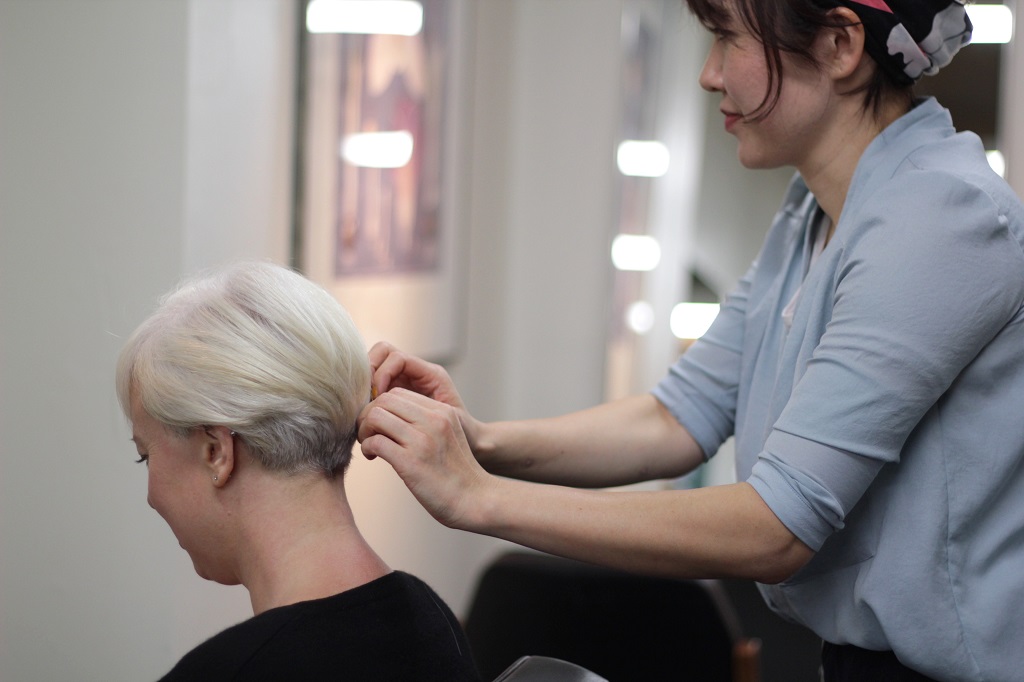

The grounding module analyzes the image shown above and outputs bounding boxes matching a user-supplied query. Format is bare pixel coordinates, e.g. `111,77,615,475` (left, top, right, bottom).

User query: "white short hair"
116,261,370,476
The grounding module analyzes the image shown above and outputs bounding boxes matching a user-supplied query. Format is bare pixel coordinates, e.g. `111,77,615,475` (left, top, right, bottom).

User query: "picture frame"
295,0,469,362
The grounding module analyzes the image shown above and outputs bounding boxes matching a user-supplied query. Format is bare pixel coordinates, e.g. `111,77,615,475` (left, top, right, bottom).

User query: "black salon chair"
466,551,761,682
493,655,608,682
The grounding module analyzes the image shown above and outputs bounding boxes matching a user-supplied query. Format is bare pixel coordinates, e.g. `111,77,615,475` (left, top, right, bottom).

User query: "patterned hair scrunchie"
834,0,973,85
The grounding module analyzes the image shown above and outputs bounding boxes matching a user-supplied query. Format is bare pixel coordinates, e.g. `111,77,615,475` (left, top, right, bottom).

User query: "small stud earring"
213,475,219,482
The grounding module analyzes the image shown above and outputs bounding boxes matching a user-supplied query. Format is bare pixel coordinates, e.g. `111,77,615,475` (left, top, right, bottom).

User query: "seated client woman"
116,261,480,681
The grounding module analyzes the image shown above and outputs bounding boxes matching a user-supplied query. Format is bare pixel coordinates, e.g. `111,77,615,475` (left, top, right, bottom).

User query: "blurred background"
0,1,1019,679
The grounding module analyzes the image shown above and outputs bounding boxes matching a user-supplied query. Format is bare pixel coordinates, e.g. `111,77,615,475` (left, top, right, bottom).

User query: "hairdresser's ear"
822,6,869,81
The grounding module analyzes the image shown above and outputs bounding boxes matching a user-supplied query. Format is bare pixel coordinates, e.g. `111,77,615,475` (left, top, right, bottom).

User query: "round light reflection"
626,301,655,335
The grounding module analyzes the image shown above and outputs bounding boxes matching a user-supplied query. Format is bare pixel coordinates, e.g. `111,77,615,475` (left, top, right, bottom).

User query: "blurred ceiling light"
987,150,1006,177
670,302,720,340
306,0,424,35
611,234,661,271
966,4,1013,44
341,131,414,168
617,140,670,177
626,301,655,335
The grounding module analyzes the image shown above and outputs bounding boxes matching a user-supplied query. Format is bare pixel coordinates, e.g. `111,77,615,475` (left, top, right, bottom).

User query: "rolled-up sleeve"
653,261,756,460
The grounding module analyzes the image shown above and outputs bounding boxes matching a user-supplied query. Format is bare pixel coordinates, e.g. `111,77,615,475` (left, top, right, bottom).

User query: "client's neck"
229,467,391,615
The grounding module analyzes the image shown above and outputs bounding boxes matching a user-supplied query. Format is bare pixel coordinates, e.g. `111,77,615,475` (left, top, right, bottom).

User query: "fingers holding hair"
356,388,487,528
366,342,465,409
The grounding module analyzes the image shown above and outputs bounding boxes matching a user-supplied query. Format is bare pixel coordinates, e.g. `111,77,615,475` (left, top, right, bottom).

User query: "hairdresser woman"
358,1,1024,680
117,262,479,681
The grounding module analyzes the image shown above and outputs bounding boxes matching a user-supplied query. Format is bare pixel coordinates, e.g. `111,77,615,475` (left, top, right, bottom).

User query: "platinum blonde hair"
116,261,370,476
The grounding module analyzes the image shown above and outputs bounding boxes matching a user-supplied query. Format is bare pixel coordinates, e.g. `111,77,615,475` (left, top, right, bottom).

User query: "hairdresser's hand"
357,388,491,530
366,342,481,446
368,342,462,404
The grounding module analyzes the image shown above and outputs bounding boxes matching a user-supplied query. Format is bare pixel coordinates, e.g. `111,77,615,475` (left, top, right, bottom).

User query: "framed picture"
296,0,469,361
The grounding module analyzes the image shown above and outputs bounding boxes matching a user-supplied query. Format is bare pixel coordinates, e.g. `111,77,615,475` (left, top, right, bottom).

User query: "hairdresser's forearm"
464,478,812,584
471,394,704,488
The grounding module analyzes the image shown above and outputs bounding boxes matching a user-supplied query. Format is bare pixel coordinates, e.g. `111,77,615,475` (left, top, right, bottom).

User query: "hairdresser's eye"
135,454,149,466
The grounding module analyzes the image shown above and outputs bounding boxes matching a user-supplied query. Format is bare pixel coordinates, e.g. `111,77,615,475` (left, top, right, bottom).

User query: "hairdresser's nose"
699,39,723,93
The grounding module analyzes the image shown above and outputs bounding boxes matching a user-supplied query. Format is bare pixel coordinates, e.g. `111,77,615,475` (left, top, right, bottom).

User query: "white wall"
182,0,296,271
496,1,622,420
0,1,295,679
1,3,191,680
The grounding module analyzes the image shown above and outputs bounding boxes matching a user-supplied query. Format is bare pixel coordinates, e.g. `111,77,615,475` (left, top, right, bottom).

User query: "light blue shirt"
653,98,1024,681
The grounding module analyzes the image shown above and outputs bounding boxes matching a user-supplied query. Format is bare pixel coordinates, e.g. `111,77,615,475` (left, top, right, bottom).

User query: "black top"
159,571,480,681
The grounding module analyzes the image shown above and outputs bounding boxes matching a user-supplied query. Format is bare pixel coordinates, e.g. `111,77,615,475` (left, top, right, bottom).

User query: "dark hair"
685,0,911,120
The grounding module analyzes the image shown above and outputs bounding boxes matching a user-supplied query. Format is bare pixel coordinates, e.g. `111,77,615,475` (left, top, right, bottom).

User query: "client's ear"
201,425,237,488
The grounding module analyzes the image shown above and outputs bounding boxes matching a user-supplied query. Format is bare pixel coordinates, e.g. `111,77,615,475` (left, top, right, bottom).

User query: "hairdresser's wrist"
468,418,498,468
455,467,513,536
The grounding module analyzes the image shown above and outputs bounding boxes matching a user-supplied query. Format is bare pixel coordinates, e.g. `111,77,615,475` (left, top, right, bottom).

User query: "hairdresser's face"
130,391,234,584
698,4,831,170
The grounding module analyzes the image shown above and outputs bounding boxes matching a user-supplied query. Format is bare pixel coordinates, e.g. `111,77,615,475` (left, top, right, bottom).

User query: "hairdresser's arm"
480,479,811,583
358,388,812,583
474,395,703,488
368,342,705,488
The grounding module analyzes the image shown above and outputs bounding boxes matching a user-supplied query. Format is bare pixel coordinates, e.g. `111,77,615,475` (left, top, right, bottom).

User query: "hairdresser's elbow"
753,535,815,584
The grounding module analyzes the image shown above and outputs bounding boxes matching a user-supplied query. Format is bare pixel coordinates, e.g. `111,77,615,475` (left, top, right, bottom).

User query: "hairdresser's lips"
723,110,742,133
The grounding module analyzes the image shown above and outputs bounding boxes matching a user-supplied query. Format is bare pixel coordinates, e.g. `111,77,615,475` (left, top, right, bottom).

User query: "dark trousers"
821,641,939,682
